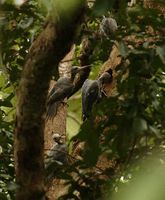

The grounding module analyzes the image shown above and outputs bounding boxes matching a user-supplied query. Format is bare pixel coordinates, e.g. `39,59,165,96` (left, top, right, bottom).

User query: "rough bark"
44,36,93,198
45,47,75,200
14,2,86,200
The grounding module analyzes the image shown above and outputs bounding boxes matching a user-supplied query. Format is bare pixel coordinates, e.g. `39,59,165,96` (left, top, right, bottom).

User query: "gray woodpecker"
99,68,113,85
45,134,68,181
46,65,91,119
82,69,113,121
99,17,118,37
98,68,113,96
82,79,102,121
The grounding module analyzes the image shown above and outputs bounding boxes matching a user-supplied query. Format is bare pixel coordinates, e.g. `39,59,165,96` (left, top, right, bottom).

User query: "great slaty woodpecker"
99,68,113,96
46,65,91,119
45,133,67,182
99,17,118,37
82,69,113,121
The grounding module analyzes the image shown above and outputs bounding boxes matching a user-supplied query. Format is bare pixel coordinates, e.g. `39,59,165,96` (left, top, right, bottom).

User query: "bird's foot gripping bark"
101,88,108,97
46,102,60,121
61,99,69,107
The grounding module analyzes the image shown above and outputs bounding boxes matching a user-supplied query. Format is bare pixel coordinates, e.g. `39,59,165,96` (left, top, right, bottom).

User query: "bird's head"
71,65,91,80
106,68,113,76
98,68,113,84
52,133,65,144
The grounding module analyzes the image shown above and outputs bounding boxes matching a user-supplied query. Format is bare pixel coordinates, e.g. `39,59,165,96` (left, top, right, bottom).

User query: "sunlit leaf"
132,118,148,134
118,42,129,58
156,46,165,64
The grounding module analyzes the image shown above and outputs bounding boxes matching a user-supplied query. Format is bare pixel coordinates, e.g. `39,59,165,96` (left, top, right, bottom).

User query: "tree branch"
14,2,86,200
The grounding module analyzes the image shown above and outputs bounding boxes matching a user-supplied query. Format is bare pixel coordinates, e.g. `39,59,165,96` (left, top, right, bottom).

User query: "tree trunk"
45,47,75,200
14,2,86,200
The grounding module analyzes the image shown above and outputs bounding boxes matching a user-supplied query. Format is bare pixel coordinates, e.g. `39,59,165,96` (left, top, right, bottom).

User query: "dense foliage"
0,0,165,199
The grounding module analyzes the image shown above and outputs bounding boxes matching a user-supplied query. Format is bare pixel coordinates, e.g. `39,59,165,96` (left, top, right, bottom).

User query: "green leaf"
132,118,148,134
118,42,129,58
18,17,34,29
149,125,161,138
0,193,8,200
7,182,18,191
0,72,6,88
92,0,115,16
156,46,165,64
0,93,14,107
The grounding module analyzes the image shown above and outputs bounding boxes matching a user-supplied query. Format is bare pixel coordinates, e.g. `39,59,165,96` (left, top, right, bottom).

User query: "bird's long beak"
76,65,92,71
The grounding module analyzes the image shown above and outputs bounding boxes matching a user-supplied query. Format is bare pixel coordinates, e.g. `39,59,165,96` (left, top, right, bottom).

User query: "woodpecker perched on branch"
45,134,68,181
99,17,118,37
82,69,113,121
46,65,91,119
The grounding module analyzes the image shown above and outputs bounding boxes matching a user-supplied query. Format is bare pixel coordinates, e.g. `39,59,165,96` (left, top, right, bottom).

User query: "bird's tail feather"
82,112,89,121
46,102,60,120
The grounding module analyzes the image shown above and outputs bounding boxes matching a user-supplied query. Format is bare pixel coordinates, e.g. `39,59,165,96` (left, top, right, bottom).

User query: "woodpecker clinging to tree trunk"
98,68,113,96
45,133,68,182
46,65,91,119
82,79,102,121
82,69,113,121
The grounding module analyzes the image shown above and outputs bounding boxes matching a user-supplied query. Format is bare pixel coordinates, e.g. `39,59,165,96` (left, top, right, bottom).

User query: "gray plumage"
45,143,67,167
98,69,113,85
100,17,118,37
82,79,102,121
46,77,73,119
46,66,91,119
47,78,73,105
45,142,68,182
82,69,113,121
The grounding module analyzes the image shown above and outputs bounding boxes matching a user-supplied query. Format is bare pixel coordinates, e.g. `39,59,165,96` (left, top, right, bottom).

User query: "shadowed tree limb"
14,1,86,200
44,46,76,200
